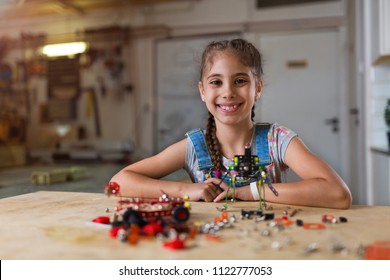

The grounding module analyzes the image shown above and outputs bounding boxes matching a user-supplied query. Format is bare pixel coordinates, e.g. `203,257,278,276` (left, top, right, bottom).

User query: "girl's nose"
222,84,236,99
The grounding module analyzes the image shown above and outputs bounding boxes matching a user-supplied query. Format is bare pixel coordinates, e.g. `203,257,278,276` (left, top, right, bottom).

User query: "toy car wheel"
172,206,190,223
122,209,147,228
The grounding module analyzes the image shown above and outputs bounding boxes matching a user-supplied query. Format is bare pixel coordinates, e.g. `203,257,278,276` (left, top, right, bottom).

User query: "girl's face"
199,51,262,126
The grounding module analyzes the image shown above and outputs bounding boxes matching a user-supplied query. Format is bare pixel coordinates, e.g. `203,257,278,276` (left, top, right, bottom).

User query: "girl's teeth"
221,105,237,111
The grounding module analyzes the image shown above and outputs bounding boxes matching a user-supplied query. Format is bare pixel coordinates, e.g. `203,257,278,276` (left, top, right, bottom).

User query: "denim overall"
185,123,271,187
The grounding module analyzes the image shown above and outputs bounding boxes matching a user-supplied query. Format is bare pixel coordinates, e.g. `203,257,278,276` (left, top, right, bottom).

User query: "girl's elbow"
109,172,122,185
109,170,130,190
338,194,352,209
334,185,352,209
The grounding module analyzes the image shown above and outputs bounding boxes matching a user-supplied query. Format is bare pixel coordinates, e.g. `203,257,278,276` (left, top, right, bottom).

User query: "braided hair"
199,39,264,171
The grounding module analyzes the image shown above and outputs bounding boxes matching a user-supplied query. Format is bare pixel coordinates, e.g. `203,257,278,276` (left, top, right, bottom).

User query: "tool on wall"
85,87,101,138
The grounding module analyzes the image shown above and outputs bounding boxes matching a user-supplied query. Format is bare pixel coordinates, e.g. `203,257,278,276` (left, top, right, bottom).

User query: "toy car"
103,182,191,227
115,195,190,225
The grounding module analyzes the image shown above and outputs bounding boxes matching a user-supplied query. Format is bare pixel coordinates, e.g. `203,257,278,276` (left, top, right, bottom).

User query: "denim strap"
185,128,213,170
255,123,271,166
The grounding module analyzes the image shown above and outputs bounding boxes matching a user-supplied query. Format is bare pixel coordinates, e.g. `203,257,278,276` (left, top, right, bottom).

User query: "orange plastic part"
128,233,140,245
128,224,140,245
221,211,229,220
365,241,390,260
303,223,325,230
188,226,198,239
205,234,222,242
274,218,294,226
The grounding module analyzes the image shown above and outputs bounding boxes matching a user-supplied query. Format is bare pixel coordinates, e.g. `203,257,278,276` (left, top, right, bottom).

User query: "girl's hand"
213,181,253,202
184,178,223,202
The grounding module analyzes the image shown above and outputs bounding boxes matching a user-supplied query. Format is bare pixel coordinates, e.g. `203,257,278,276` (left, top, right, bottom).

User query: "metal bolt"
261,229,271,237
304,242,319,254
271,241,282,250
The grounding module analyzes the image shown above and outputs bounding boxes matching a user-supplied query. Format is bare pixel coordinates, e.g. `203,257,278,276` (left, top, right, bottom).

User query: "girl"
110,39,352,209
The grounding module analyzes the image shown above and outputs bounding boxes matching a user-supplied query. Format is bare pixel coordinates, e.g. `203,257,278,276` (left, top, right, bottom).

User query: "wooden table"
1,191,389,260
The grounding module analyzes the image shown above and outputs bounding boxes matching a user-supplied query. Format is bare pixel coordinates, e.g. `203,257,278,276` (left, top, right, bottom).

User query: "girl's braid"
205,112,223,171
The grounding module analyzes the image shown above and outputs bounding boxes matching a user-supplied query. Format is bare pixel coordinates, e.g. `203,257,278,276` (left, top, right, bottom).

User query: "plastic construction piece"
92,216,110,224
273,217,294,226
303,223,325,230
364,241,390,260
241,209,263,218
205,234,222,242
109,226,124,238
321,214,335,223
289,209,301,217
104,181,121,196
339,216,348,223
142,223,164,236
127,224,141,245
221,210,229,221
163,238,185,250
241,209,275,220
261,170,278,197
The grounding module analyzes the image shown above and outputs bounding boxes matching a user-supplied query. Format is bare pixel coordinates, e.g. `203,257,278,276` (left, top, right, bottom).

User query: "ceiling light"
42,42,87,57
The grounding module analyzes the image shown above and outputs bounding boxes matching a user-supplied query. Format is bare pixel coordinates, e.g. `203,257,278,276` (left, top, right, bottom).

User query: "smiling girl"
110,39,352,209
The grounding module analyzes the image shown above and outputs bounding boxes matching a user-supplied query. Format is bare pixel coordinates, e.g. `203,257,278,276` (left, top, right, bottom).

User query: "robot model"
218,144,278,211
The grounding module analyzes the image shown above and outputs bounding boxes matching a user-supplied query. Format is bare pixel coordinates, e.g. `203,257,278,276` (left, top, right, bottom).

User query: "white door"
256,30,343,179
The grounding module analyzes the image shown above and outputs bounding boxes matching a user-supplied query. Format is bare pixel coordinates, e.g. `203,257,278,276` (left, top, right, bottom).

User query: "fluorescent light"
55,124,71,137
42,42,87,57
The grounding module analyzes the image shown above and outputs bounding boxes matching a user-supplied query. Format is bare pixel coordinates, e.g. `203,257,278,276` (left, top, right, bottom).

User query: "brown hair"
200,39,264,171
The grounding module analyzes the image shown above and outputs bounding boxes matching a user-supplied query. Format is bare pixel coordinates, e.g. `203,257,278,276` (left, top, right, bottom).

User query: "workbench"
1,191,389,260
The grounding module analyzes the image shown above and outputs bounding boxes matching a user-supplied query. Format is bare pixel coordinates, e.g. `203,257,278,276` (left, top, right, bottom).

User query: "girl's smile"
217,102,242,113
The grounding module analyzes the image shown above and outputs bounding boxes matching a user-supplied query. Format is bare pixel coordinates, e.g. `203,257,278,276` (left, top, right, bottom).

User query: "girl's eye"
235,78,247,85
210,80,222,86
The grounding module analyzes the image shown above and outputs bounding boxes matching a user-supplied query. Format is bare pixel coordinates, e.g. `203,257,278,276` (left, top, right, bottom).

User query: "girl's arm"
109,139,223,201
213,137,352,209
269,136,352,209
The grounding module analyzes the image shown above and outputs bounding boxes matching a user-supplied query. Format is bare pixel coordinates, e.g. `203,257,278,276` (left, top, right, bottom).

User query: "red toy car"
104,182,190,227
115,195,190,224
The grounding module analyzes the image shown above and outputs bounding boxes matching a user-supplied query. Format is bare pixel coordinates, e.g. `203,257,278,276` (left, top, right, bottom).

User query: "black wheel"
172,206,190,223
122,209,147,228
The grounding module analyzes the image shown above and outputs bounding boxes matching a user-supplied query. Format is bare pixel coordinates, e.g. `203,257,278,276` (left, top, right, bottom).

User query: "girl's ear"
255,80,263,100
199,81,206,101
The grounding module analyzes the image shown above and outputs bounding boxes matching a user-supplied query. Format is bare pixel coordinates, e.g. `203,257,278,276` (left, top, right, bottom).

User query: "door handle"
325,117,339,133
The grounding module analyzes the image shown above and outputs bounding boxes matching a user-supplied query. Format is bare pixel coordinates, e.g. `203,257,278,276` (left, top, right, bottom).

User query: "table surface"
1,191,390,260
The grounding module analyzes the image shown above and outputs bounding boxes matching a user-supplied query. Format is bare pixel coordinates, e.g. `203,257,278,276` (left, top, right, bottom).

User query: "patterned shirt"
184,123,297,184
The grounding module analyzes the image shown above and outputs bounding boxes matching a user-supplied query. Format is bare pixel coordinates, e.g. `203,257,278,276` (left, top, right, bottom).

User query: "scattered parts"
241,209,275,220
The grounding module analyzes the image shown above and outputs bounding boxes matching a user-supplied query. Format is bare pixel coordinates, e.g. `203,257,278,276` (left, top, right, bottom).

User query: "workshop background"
0,0,389,206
